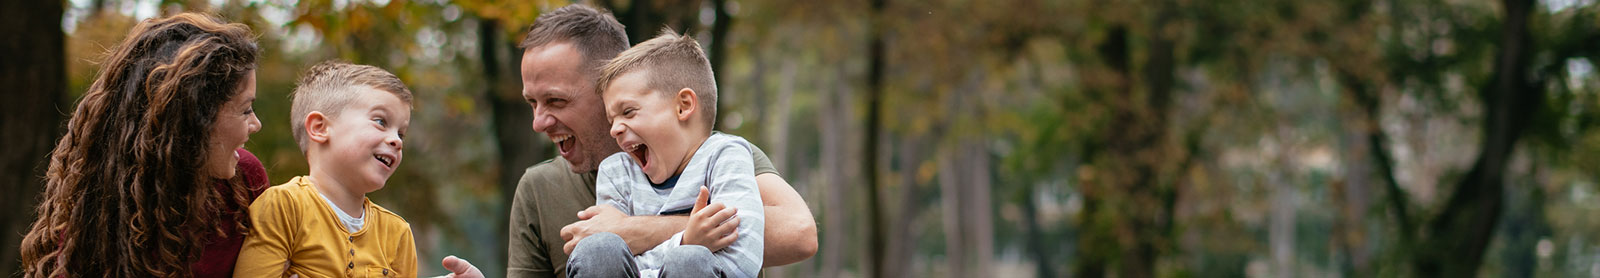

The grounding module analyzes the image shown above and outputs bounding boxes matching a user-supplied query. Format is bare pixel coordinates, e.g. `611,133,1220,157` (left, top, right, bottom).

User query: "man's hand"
680,186,740,252
560,205,629,254
439,256,483,278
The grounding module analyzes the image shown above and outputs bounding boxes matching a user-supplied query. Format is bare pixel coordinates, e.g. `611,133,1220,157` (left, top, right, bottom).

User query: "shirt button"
349,249,355,256
382,269,389,275
348,262,354,269
348,236,354,242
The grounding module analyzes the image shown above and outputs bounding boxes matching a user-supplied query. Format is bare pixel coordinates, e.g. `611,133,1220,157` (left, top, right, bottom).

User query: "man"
443,4,817,278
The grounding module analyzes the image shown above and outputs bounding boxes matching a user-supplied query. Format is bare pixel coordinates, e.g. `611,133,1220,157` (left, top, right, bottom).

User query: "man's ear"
306,111,332,144
675,88,698,122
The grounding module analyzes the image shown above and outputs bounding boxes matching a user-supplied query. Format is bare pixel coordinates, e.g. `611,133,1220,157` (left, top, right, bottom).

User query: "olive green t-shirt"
506,140,779,278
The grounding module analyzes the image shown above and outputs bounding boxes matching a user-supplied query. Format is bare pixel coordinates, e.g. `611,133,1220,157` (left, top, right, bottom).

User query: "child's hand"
682,186,741,252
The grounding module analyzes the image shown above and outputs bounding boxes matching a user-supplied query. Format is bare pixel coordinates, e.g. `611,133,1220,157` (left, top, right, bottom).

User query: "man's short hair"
597,28,718,127
289,60,414,153
520,4,630,78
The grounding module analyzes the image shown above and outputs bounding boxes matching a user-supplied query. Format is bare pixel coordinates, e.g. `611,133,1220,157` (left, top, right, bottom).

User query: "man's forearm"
615,215,689,254
757,173,819,266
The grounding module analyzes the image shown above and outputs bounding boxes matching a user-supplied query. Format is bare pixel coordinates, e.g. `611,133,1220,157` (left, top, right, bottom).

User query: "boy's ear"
306,111,332,144
675,88,698,122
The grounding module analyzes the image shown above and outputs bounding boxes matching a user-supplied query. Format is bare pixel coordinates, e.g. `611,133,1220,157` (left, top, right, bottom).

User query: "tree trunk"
0,0,65,275
1072,24,1128,278
961,140,994,276
816,72,848,278
885,134,922,278
481,18,542,278
1497,150,1546,278
1073,3,1179,276
862,0,890,276
938,147,968,277
1269,127,1297,277
708,0,732,128
1412,0,1542,276
1334,97,1375,277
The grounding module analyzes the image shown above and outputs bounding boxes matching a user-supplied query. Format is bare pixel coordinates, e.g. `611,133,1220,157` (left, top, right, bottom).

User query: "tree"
0,0,65,276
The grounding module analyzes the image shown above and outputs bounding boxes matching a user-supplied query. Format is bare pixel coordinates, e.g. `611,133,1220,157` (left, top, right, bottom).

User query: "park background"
2,0,1600,277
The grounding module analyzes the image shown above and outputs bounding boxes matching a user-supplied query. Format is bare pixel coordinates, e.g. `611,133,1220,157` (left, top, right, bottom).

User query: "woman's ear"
306,111,331,143
676,88,698,122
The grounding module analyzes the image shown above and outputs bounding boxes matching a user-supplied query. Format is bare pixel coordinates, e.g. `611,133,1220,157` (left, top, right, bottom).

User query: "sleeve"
394,225,418,278
507,167,555,278
594,153,636,215
233,188,296,278
707,144,765,277
747,143,780,176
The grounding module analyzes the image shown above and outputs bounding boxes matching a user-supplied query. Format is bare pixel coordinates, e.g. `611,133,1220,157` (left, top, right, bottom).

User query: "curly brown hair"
18,13,259,278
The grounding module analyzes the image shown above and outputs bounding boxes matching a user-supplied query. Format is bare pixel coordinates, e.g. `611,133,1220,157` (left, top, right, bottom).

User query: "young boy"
234,61,416,278
566,29,764,278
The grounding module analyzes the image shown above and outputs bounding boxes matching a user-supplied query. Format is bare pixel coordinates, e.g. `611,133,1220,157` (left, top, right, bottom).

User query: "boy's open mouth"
373,154,396,169
625,143,650,171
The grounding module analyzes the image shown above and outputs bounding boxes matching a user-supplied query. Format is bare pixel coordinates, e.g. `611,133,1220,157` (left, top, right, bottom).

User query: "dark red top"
191,148,270,278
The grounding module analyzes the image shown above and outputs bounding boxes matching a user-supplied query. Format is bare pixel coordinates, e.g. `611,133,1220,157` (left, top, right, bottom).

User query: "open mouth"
624,143,650,171
373,154,396,169
552,134,574,156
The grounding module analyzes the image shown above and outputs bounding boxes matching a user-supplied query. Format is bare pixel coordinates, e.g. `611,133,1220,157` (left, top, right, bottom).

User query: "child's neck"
672,133,712,175
306,171,365,218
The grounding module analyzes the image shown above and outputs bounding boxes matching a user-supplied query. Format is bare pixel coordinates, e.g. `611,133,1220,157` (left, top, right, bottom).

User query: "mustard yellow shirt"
234,176,417,278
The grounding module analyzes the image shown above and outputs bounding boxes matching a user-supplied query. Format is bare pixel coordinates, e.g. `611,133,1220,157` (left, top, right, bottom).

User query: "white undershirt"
316,191,365,233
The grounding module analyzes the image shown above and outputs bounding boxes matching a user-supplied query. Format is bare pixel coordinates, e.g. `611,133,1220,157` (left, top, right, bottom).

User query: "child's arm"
702,144,764,277
395,226,418,277
594,153,637,215
233,188,297,277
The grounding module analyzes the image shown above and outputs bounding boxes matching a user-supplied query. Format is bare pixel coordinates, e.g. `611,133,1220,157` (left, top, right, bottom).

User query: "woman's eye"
244,107,254,115
374,118,387,126
624,108,637,116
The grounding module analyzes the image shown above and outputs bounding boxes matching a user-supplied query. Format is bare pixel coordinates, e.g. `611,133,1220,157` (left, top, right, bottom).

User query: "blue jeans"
566,232,722,278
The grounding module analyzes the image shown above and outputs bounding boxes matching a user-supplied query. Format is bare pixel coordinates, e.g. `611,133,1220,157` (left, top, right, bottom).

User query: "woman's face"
202,72,261,179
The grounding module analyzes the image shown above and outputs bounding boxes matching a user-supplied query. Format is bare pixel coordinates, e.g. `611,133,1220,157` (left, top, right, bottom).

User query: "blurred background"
2,0,1599,277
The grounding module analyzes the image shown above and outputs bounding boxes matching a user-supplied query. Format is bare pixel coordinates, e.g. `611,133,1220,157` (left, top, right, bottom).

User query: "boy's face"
317,86,410,193
520,42,619,173
603,69,697,184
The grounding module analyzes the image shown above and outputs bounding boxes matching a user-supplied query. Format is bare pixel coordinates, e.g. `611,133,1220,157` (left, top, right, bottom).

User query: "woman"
18,13,267,277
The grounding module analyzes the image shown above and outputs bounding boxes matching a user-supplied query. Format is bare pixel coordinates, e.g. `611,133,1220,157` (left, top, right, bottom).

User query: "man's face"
521,42,619,172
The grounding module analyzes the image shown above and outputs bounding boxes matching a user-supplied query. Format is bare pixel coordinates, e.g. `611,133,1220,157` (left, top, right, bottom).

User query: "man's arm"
569,173,817,265
564,206,688,255
755,173,818,267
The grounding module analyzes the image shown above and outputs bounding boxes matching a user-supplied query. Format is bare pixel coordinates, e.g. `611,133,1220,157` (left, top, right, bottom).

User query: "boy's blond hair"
289,61,414,153
596,28,717,128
